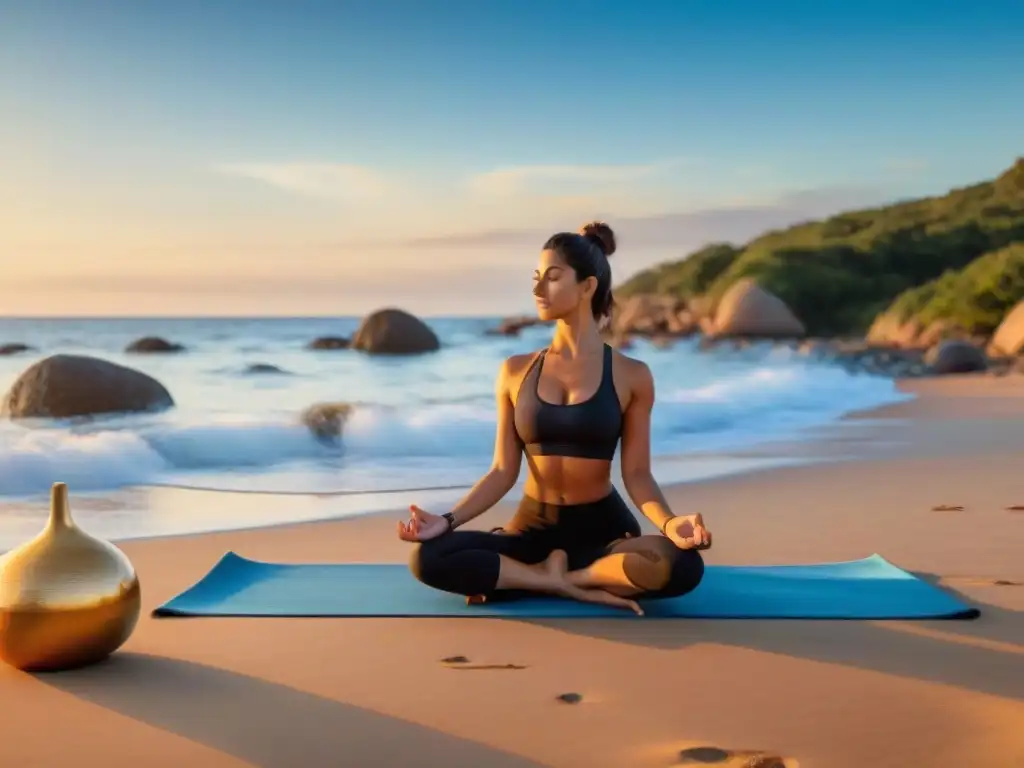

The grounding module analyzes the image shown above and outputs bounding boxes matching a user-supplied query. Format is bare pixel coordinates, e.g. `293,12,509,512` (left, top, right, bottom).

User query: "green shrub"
883,242,1024,334
616,159,1024,335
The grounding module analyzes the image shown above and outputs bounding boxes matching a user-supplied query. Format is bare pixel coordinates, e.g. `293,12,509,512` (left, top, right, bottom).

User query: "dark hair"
542,221,617,320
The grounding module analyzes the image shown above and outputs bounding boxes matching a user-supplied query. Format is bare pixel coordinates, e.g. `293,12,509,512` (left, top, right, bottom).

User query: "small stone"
307,336,350,350
244,363,288,374
441,655,469,664
556,692,582,704
678,746,730,763
125,336,185,353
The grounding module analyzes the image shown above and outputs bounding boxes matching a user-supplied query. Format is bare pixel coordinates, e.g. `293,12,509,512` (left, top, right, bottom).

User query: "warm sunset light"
2,2,1019,316
1,4,1021,767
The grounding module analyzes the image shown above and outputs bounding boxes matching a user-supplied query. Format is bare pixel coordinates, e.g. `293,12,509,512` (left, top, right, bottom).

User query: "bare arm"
619,362,676,534
446,358,523,528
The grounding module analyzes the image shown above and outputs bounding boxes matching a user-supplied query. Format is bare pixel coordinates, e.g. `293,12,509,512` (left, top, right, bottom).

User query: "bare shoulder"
498,350,544,395
503,351,542,377
610,348,655,401
610,348,653,384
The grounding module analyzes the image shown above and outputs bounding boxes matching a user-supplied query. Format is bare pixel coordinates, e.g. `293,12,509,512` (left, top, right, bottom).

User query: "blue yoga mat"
153,552,979,619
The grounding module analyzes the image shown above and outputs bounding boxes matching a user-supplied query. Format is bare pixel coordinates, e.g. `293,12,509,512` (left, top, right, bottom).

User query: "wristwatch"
442,512,457,531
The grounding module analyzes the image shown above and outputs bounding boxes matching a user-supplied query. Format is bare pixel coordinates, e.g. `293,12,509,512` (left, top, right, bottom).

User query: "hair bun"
579,221,616,258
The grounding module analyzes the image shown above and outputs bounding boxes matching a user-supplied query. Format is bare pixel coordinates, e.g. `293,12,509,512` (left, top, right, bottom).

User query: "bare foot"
543,550,644,616
542,549,570,581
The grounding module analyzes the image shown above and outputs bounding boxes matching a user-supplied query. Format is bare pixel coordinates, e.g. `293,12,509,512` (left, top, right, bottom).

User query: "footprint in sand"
931,504,965,511
450,663,528,670
946,577,1022,588
677,745,796,768
439,655,527,670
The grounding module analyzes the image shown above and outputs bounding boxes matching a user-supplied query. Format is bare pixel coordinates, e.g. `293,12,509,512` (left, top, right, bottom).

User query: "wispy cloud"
209,157,895,260
213,156,697,227
216,162,401,203
467,157,693,197
392,184,895,252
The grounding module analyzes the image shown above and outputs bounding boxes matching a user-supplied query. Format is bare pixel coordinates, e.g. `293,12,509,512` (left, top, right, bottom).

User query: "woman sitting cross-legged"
397,222,711,616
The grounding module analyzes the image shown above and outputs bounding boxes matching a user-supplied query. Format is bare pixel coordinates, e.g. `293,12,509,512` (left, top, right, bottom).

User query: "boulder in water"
244,363,289,375
301,402,353,443
125,336,185,353
0,343,32,356
307,336,351,351
1,354,174,419
351,308,440,355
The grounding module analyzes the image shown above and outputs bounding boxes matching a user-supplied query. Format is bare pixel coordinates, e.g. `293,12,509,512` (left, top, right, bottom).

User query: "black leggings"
409,490,704,601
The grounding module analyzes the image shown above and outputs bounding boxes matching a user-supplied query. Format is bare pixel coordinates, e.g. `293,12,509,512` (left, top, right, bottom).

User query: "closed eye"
533,267,563,281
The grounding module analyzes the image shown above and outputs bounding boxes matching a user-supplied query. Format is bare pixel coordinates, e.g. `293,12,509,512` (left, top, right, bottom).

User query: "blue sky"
1,0,1021,316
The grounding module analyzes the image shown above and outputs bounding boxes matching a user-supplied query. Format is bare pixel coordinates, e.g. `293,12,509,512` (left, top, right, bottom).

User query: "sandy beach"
2,375,1022,768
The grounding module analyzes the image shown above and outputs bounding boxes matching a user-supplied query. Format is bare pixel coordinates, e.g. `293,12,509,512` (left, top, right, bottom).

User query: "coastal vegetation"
616,158,1024,340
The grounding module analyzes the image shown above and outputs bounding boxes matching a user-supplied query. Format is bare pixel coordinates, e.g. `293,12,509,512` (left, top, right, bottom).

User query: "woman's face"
532,249,593,321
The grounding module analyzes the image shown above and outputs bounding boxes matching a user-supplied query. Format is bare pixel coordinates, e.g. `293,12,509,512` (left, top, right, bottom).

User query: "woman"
397,222,711,615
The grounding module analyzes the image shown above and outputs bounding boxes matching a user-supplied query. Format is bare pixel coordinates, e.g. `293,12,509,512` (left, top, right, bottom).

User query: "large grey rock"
866,310,923,348
1,354,174,419
988,300,1024,357
611,294,695,337
710,279,806,338
924,340,988,374
351,308,440,355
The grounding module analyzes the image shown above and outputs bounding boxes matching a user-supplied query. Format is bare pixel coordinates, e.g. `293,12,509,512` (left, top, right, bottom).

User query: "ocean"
0,316,911,548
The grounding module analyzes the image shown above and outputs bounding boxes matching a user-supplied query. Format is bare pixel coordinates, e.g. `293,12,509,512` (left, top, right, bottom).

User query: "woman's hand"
663,513,712,550
397,505,451,542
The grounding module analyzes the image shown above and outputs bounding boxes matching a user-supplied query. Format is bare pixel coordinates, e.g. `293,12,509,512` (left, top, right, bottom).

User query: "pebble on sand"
678,746,730,763
677,745,789,767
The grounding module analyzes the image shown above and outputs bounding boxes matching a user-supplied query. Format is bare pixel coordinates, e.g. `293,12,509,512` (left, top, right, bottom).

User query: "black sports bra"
513,344,623,461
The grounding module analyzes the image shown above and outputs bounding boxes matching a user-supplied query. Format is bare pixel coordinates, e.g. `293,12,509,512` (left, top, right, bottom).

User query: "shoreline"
0,371,1001,554
1,368,1014,554
0,450,822,552
0,361,917,550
